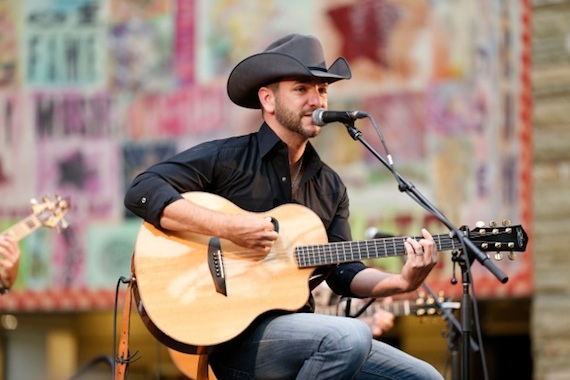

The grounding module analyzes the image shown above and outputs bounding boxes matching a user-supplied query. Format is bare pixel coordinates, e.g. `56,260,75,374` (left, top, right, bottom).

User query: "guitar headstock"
413,291,460,316
467,220,528,261
31,195,71,231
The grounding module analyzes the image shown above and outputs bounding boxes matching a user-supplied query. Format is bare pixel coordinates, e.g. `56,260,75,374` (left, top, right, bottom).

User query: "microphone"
365,227,393,240
312,108,368,126
365,227,380,240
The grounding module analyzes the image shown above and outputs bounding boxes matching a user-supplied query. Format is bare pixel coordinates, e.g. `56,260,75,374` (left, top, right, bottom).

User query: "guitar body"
132,192,328,352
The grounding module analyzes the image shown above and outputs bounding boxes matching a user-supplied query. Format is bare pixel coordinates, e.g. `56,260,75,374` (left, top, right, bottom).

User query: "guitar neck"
1,215,43,242
316,299,417,317
296,233,457,268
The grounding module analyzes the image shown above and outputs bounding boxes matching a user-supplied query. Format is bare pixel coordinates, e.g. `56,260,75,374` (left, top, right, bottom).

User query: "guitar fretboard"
1,215,42,241
295,234,457,268
317,298,416,317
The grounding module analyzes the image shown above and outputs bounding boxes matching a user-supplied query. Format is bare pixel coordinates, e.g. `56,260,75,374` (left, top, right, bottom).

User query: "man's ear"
258,86,275,114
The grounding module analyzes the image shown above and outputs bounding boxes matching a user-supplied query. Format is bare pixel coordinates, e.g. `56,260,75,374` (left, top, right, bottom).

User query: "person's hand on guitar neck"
350,228,438,297
0,235,21,292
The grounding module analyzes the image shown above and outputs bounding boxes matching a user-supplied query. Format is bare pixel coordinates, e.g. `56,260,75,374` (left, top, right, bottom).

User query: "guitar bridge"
208,237,227,296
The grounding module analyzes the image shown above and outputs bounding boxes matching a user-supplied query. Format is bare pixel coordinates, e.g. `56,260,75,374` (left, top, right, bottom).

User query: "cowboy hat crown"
227,34,352,109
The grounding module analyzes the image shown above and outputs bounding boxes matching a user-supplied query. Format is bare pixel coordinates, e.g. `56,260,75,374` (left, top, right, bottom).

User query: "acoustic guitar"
131,192,528,353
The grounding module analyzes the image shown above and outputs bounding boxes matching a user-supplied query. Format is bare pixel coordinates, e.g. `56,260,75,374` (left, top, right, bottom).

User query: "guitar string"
213,230,513,259
201,230,517,264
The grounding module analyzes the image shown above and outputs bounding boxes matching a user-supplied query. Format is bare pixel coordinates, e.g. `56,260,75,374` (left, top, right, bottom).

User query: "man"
0,235,21,293
125,34,442,379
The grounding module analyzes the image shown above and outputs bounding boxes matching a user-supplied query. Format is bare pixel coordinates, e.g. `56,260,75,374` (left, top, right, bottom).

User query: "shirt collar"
257,122,323,170
257,123,282,158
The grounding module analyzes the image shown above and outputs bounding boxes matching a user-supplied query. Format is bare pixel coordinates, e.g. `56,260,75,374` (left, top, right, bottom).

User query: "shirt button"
141,197,147,204
281,176,287,183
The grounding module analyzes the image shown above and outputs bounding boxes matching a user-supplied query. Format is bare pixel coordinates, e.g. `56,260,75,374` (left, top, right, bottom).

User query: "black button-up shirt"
124,123,366,296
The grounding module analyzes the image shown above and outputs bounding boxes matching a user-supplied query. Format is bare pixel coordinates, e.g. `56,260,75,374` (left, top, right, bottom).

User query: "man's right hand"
225,215,278,253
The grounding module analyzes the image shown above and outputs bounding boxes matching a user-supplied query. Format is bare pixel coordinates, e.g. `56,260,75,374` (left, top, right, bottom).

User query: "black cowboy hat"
227,34,352,109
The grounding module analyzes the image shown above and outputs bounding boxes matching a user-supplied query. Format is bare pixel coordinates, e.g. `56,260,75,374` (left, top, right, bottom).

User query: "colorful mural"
0,0,532,310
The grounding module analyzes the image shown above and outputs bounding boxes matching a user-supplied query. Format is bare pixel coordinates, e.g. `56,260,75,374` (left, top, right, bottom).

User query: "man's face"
272,78,329,138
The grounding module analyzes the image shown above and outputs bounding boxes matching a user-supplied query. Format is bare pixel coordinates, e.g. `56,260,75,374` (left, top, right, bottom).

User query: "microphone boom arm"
342,121,508,282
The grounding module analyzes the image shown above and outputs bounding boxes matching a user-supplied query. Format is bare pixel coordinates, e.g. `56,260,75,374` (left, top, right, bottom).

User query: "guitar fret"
447,234,454,251
25,218,38,230
403,300,410,315
313,245,319,267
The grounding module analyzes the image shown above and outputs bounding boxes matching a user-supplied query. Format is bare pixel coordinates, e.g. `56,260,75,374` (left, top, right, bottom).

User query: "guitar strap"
115,276,134,380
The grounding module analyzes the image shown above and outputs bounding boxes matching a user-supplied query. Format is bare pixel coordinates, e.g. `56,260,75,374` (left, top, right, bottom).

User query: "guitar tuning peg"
59,218,69,230
508,251,516,261
502,219,511,226
30,198,38,205
475,221,485,228
489,220,498,227
494,252,504,261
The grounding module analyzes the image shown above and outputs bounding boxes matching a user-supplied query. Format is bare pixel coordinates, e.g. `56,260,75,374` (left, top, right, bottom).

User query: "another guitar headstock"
467,220,528,261
31,195,71,231
413,291,460,316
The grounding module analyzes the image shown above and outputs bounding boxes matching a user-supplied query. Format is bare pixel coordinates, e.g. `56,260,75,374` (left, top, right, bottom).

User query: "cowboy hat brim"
227,52,352,109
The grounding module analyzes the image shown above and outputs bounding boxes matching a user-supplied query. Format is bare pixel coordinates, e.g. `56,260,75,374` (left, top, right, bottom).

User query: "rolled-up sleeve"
124,142,219,228
326,262,367,297
124,171,184,228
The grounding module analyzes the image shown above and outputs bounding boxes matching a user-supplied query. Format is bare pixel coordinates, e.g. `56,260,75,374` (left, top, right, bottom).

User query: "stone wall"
531,1,570,379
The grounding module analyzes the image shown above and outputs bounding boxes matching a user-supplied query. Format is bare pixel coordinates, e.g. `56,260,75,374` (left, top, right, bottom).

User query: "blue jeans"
209,312,444,379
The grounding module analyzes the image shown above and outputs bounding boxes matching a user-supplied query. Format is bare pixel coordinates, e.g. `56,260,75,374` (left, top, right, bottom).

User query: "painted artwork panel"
0,0,532,309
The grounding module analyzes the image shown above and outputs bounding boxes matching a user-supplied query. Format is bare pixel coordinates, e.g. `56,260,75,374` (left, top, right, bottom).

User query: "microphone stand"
342,121,507,380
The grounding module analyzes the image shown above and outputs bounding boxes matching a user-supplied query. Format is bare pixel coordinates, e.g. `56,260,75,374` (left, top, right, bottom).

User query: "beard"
274,96,319,139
